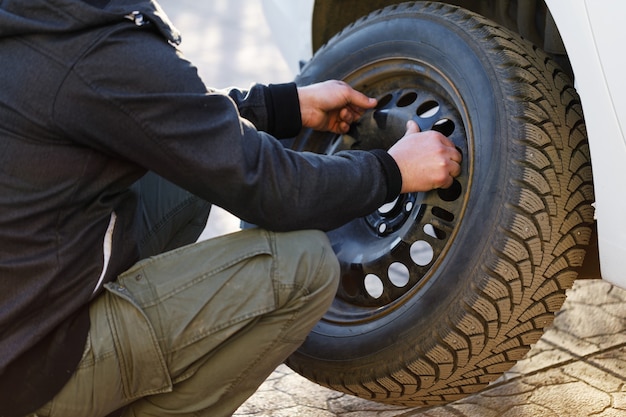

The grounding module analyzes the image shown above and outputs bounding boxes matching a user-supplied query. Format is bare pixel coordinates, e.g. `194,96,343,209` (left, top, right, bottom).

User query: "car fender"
546,0,626,288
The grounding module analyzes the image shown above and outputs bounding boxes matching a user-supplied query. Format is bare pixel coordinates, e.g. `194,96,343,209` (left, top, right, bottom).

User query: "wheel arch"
313,0,568,71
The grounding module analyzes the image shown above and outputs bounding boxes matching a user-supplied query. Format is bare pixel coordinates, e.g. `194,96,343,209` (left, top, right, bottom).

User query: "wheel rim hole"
417,100,440,118
397,92,418,107
432,206,455,222
437,179,462,202
378,197,398,215
376,94,393,109
341,272,362,297
424,223,446,240
364,274,384,298
388,262,410,288
432,118,455,136
410,240,434,266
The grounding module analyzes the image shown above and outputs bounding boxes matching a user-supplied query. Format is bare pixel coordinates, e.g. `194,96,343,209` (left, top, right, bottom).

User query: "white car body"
262,0,626,289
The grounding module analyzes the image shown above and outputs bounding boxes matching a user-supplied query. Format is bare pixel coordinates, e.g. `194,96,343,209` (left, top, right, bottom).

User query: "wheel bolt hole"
417,100,440,118
397,92,418,107
410,240,434,266
437,179,462,202
378,198,398,215
378,222,388,234
376,94,393,109
432,118,455,136
432,206,455,222
341,272,362,297
389,262,410,288
424,223,447,240
364,274,384,299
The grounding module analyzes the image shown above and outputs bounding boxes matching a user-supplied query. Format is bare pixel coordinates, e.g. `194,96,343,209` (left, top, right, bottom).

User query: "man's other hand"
389,120,462,193
298,80,377,134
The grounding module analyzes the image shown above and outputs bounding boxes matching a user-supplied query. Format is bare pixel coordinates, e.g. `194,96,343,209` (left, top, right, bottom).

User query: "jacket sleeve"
53,24,400,232
225,83,302,139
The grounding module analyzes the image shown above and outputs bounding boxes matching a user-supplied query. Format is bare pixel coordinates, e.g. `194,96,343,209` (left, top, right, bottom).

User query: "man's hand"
389,120,462,193
298,80,377,134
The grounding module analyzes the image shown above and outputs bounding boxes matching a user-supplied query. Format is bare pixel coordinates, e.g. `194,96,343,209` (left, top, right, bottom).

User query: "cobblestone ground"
235,280,626,417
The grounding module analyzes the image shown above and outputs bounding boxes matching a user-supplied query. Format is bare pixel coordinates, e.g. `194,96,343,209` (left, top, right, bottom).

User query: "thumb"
406,119,421,134
348,89,378,109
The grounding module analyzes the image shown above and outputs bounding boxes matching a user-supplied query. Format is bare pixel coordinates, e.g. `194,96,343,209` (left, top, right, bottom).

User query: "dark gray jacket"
0,0,400,414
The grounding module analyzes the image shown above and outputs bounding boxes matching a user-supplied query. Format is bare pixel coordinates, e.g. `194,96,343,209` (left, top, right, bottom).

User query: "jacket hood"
0,0,180,44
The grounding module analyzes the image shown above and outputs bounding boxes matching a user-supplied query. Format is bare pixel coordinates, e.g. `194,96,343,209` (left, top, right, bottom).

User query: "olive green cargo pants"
30,174,339,417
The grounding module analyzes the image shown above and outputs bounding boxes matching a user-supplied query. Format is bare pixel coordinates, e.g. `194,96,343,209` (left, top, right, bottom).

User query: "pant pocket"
103,283,173,401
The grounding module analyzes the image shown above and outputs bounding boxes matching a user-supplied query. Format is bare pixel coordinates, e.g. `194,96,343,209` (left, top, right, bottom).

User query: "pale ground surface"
159,2,626,415
160,0,294,240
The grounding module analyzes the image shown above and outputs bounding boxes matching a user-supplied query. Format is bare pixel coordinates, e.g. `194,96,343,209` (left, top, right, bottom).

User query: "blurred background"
158,0,296,239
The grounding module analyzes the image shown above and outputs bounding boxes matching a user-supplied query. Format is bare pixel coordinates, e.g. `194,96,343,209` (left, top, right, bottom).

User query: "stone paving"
235,280,626,417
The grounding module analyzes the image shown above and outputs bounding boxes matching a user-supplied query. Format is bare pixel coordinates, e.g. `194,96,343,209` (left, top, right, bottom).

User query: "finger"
339,108,355,124
406,120,420,134
343,85,377,109
440,176,455,190
346,103,367,118
438,135,456,148
445,140,463,164
450,149,463,164
351,94,377,110
450,160,462,178
439,163,460,189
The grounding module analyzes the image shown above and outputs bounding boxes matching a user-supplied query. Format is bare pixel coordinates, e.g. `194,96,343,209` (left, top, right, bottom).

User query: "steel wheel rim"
299,57,472,325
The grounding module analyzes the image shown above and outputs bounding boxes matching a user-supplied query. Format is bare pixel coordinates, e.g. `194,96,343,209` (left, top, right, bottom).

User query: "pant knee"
303,230,340,299
272,230,339,309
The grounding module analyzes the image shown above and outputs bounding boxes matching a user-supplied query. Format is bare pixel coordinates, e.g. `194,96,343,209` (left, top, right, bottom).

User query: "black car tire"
286,2,595,406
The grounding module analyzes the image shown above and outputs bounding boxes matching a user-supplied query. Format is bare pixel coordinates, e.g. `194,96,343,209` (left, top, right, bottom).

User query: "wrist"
370,149,403,202
297,86,316,129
